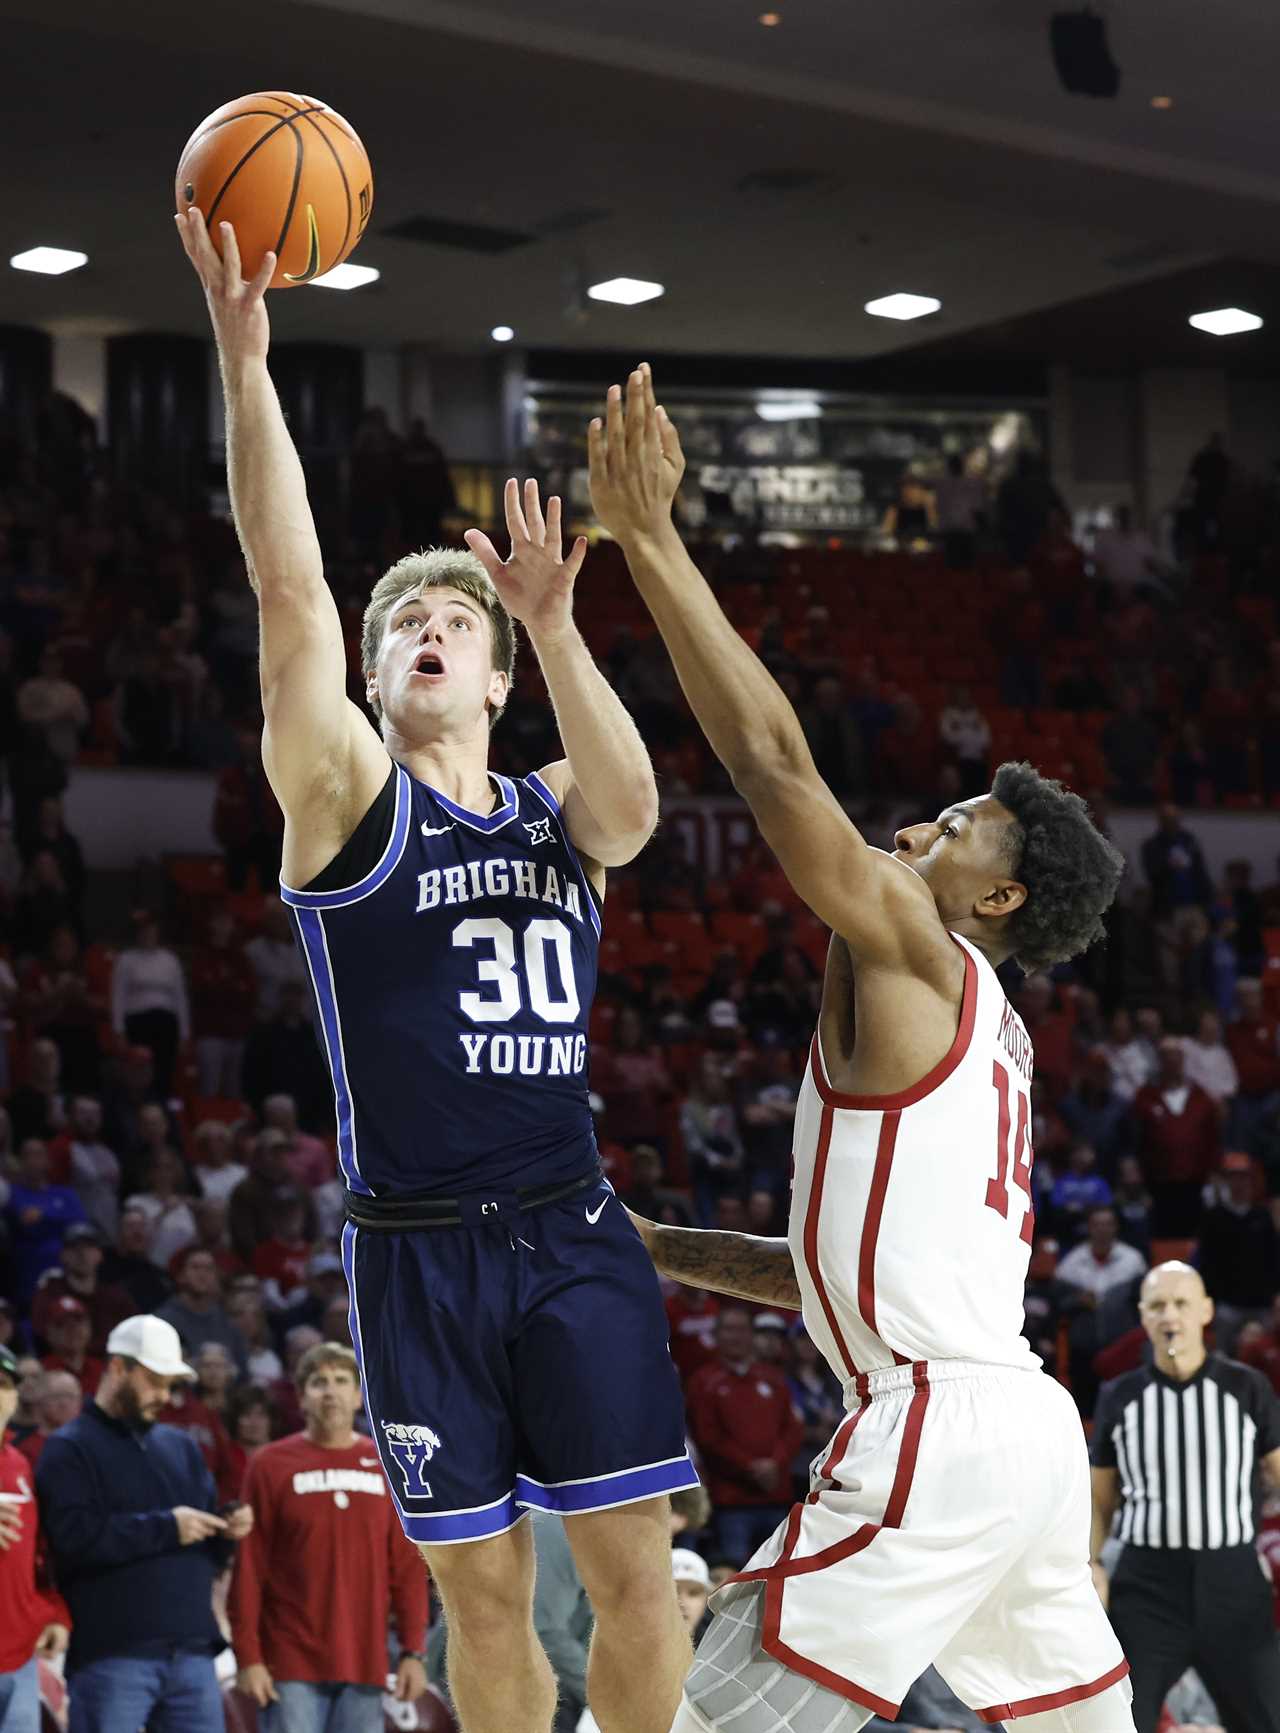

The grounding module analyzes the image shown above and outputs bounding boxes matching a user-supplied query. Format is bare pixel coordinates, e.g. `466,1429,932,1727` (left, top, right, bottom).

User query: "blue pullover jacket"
35,1402,232,1671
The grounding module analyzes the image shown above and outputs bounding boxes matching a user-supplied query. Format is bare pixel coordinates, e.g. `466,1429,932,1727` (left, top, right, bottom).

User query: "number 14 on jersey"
985,1059,1035,1246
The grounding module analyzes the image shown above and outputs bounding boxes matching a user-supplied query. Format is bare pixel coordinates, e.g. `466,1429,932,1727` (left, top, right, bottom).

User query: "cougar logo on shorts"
381,1421,443,1501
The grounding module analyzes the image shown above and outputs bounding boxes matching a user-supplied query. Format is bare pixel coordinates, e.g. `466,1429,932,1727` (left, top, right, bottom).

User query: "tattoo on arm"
649,1225,802,1310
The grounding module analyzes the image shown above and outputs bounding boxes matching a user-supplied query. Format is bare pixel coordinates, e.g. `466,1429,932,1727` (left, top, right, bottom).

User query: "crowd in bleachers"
3,401,1280,1727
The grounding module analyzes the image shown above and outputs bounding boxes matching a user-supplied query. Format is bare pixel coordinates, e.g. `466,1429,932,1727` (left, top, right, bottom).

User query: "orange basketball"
175,92,373,289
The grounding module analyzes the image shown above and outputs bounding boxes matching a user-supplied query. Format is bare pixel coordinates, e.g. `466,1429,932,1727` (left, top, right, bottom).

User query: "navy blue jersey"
280,765,600,1198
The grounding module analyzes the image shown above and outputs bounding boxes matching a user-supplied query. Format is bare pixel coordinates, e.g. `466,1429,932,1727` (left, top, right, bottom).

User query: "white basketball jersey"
790,933,1040,1385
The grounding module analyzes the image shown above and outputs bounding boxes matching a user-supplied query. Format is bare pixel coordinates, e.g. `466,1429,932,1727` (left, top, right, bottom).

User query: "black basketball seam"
273,121,306,260
178,109,295,184
204,109,324,232
269,96,358,271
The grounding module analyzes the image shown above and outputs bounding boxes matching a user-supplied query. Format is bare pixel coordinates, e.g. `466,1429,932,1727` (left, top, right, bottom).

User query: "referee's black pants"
1110,1543,1280,1733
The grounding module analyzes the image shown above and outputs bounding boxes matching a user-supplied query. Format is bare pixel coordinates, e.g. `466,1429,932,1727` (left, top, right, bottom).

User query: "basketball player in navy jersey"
177,210,699,1733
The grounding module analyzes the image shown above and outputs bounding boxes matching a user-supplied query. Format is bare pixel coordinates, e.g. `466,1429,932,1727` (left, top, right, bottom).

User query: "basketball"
174,91,373,289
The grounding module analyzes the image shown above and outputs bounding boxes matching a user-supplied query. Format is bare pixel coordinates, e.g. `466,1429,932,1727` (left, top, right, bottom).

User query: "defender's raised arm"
588,367,953,982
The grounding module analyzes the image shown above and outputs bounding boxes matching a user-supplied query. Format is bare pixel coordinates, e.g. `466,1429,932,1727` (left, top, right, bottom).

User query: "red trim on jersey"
858,1111,909,1366
759,1603,902,1721
974,1658,1131,1722
800,1102,858,1378
809,940,978,1111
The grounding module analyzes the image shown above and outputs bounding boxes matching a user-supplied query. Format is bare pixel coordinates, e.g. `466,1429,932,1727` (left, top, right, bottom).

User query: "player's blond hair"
361,548,516,726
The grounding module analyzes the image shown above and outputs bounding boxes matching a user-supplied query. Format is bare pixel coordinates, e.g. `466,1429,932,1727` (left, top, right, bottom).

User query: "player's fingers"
249,250,277,299
463,528,503,577
545,492,563,555
623,368,646,462
504,475,530,544
219,221,243,285
657,404,685,472
181,206,219,278
563,534,589,583
641,361,658,420
524,477,546,544
605,384,625,477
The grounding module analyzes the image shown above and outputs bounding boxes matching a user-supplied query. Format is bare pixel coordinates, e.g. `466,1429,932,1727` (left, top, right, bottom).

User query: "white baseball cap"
105,1316,196,1379
671,1548,711,1589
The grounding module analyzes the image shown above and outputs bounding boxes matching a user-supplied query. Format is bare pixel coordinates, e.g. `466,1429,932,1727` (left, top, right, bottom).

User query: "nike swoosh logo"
421,822,456,837
283,203,322,283
585,1198,608,1225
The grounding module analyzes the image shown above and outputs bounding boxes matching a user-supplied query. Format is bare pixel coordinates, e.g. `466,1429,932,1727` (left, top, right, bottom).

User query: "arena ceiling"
3,0,1280,370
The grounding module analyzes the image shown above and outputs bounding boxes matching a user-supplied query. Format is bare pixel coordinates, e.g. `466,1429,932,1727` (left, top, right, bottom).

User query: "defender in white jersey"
589,367,1136,1731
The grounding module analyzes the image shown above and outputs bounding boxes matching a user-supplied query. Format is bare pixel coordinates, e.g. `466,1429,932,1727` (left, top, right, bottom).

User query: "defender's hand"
174,208,274,366
465,478,587,642
588,363,685,545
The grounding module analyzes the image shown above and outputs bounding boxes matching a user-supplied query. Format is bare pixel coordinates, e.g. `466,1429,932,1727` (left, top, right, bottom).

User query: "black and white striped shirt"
1091,1354,1280,1549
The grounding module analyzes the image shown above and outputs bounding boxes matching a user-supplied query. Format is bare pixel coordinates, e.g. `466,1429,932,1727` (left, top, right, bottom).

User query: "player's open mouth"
413,651,446,680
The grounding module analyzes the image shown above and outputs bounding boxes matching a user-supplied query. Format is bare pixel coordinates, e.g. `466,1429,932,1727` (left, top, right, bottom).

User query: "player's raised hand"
588,363,685,545
174,207,274,366
464,478,588,642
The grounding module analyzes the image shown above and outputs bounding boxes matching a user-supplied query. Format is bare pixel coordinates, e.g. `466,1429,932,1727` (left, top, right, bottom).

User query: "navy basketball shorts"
342,1178,700,1545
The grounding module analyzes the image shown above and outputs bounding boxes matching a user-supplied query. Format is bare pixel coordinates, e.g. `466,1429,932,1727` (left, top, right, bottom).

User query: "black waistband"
343,1166,602,1231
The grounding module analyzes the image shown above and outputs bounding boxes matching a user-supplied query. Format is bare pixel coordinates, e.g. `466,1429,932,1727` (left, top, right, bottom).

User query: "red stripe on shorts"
974,1658,1131,1723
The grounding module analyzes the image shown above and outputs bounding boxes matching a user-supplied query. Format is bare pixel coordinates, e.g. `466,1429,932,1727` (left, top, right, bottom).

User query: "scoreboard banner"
522,385,1047,537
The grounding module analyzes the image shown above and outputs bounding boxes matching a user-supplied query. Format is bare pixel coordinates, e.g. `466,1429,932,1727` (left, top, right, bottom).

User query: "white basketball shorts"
716,1359,1129,1723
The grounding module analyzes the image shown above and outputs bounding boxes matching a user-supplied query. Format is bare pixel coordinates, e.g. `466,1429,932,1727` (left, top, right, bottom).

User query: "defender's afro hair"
991,761,1125,973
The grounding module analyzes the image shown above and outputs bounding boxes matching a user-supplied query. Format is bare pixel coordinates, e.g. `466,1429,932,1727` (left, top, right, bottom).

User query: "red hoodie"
0,1438,70,1671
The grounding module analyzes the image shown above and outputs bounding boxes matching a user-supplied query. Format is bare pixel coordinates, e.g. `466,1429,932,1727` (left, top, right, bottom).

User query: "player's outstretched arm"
628,1212,801,1310
591,368,946,975
175,210,384,818
466,478,658,867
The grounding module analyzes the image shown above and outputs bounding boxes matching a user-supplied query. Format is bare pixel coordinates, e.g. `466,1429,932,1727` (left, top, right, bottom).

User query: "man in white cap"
35,1315,253,1733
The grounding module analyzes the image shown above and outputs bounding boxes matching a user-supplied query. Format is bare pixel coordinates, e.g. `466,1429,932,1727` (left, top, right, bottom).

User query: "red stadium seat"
710,911,767,966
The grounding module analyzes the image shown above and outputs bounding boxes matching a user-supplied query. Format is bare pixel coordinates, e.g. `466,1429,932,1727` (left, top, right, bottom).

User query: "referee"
1090,1260,1280,1733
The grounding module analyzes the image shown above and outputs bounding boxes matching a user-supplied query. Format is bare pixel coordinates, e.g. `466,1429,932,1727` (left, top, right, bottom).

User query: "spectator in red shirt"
39,1296,104,1394
665,1287,720,1385
1227,979,1280,1154
0,1345,70,1723
229,1342,429,1725
30,1222,132,1355
1238,1297,1280,1397
1134,1038,1221,1234
17,1370,83,1472
251,1190,313,1314
261,1094,334,1191
1014,975,1075,1096
157,1376,240,1504
187,904,257,1100
224,1384,281,1503
685,1306,802,1567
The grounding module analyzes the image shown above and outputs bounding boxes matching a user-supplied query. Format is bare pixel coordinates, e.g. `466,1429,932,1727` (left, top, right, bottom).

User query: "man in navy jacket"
36,1314,253,1732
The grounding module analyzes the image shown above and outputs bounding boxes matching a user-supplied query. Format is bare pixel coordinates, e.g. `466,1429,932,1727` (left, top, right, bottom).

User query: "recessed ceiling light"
1150,95,1174,109
490,325,515,343
864,292,941,321
309,263,380,291
759,11,781,24
10,246,88,276
756,398,821,421
587,277,665,306
1188,307,1263,336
